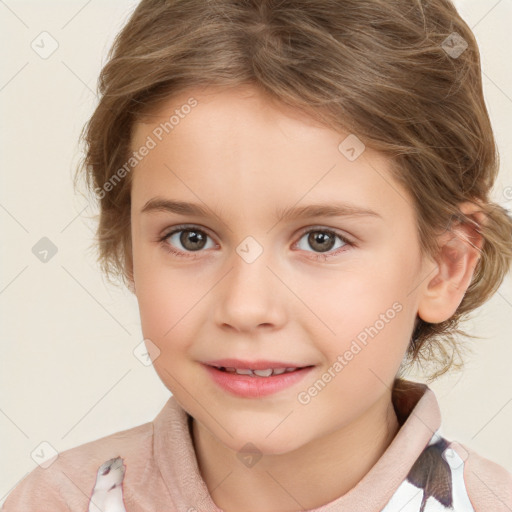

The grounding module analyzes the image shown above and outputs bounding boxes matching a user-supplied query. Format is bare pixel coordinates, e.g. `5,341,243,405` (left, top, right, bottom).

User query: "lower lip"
202,364,314,398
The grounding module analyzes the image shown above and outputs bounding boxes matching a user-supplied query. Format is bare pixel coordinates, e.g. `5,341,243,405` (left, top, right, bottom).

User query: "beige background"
1,0,511,505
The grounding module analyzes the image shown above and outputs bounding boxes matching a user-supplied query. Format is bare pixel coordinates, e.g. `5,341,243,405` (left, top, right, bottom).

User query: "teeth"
253,368,273,377
216,366,299,377
235,368,253,375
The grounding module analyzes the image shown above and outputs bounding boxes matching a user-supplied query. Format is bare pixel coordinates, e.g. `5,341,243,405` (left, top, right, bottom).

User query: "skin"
128,84,484,512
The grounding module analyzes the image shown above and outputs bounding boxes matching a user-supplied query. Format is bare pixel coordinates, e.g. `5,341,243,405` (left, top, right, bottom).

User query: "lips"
203,363,314,398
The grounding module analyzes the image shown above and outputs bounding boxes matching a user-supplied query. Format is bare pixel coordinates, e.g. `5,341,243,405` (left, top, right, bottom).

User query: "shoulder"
1,420,153,511
450,440,512,512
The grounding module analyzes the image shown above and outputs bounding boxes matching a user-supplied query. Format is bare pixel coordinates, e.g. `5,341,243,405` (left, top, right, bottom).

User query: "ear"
417,201,486,324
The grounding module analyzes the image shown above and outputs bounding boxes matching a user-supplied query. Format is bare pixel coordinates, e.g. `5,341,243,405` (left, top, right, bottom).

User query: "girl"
3,0,512,511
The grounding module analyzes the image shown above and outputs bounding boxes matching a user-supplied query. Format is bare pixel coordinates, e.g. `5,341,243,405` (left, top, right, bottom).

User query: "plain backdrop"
1,0,511,505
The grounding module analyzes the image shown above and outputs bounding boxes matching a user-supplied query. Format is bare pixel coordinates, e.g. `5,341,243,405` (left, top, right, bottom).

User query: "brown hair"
74,0,512,382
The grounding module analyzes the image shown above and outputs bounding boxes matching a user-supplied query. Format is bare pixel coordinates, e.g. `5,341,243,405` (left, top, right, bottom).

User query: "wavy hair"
74,0,512,382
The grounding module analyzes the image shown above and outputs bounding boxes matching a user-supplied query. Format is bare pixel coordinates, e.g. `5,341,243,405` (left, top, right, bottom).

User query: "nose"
214,245,287,333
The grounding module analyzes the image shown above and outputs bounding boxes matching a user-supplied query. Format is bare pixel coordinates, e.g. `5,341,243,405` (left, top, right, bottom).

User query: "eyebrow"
140,198,383,221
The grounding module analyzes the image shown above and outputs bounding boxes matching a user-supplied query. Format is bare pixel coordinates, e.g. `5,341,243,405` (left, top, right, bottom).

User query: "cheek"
311,266,401,323
312,263,414,364
132,235,191,331
134,260,195,345
136,275,199,391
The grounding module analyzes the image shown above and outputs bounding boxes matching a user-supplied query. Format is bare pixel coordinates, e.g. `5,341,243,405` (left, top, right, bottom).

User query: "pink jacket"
2,379,511,511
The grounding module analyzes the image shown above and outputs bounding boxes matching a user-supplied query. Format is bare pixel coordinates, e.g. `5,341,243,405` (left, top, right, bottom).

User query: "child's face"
130,85,433,454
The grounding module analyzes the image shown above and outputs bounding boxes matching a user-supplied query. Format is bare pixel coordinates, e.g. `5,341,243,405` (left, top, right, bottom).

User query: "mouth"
203,358,314,376
201,359,316,398
211,365,308,377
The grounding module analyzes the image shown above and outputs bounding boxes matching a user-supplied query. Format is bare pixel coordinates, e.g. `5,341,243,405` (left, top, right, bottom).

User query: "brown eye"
295,228,353,259
161,226,215,255
178,229,208,251
307,231,336,253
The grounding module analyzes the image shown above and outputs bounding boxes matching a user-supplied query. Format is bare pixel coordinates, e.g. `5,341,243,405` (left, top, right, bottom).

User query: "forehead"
130,85,415,224
133,84,339,157
137,83,326,128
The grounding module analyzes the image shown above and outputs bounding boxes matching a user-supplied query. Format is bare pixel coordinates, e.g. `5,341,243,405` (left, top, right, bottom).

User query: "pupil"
309,231,334,252
181,230,206,251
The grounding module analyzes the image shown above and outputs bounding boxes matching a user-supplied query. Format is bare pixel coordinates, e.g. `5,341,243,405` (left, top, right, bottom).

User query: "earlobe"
417,201,486,324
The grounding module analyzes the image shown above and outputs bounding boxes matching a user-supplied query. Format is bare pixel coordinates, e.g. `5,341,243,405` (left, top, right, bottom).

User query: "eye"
294,228,354,260
158,225,354,261
158,225,216,259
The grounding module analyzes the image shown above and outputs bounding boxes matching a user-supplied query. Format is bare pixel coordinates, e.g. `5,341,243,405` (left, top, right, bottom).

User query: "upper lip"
203,359,312,370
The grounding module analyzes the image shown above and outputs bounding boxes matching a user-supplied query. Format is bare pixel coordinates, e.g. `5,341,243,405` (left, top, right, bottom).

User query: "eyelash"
157,224,355,261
